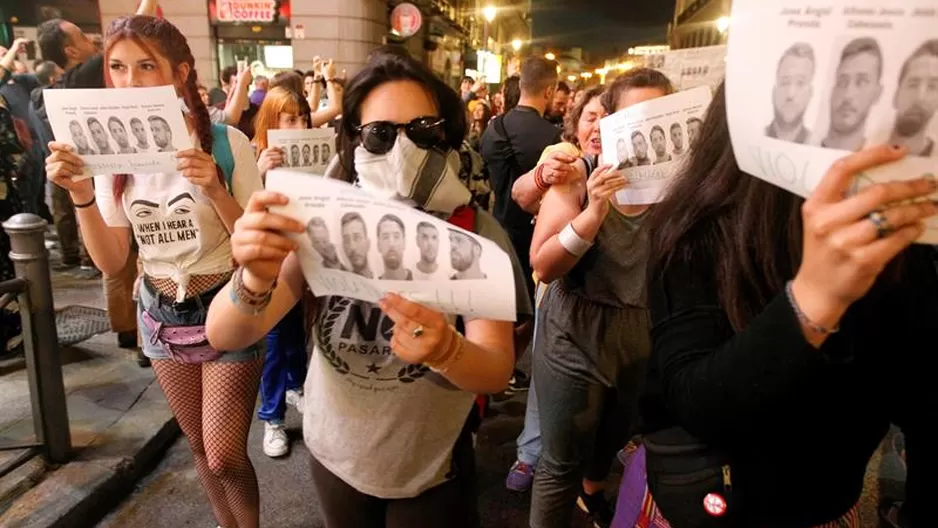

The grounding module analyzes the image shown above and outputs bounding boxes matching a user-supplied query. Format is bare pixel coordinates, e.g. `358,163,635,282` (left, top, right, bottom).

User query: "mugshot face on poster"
267,128,337,175
43,86,191,179
726,0,938,243
267,170,519,321
600,85,712,205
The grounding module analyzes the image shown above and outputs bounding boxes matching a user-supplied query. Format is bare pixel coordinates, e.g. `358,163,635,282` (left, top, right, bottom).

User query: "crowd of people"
0,4,931,528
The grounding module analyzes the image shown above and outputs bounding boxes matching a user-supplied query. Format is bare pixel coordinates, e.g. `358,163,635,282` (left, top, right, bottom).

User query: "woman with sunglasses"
45,16,265,528
206,46,531,527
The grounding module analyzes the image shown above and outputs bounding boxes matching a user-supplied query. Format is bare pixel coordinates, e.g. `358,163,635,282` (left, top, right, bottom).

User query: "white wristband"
558,223,592,257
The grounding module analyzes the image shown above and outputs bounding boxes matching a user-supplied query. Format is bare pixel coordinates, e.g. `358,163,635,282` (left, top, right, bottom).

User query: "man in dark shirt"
480,56,561,300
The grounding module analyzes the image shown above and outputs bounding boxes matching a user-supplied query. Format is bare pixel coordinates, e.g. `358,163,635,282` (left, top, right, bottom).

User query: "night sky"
531,0,675,61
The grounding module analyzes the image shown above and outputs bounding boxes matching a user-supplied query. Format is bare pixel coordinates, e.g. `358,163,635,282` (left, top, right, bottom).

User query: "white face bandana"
352,134,471,215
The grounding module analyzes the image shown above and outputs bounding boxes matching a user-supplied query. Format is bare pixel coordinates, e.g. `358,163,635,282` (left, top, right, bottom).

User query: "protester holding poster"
631,82,937,527
207,47,532,527
526,68,674,528
253,86,312,182
246,84,315,459
505,84,607,495
44,16,266,528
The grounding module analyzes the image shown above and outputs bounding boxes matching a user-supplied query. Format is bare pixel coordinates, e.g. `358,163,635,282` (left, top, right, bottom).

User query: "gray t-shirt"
302,209,533,498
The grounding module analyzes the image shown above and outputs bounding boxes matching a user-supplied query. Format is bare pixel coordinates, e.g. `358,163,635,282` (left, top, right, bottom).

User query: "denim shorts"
137,278,262,363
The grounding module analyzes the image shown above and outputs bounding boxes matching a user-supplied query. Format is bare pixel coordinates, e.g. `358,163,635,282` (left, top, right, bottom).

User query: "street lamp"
545,52,556,61
483,5,497,23
716,16,731,33
512,38,523,52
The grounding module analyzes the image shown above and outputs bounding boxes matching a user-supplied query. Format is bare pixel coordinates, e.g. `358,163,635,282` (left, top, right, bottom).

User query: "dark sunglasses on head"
355,116,446,155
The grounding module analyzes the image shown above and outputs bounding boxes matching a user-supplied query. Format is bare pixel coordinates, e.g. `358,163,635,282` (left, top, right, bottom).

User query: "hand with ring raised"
792,144,938,336
379,292,457,366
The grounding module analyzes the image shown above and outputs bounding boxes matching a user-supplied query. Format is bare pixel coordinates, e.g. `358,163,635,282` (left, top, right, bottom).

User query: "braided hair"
104,15,222,198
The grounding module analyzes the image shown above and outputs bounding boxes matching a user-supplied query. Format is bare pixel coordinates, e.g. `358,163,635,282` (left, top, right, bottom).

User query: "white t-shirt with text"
95,126,262,301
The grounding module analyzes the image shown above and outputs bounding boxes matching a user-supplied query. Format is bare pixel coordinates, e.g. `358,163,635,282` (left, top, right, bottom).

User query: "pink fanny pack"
141,311,222,364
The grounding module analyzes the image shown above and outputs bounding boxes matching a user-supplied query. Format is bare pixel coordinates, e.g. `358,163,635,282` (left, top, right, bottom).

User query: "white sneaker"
263,422,289,458
285,389,305,414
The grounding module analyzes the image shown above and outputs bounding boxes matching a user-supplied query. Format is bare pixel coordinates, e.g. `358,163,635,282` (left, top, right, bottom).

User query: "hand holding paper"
45,143,93,199
176,149,224,198
379,292,453,365
585,165,626,221
230,191,303,287
792,144,937,343
257,147,285,176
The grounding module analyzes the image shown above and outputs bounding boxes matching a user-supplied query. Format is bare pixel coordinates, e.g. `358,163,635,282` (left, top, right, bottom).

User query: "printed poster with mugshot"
600,85,713,204
267,128,335,175
727,0,938,242
43,86,192,179
643,45,727,91
266,170,518,322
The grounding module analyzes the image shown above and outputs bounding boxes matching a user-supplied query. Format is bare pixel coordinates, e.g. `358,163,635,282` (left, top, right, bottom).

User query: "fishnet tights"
153,357,263,528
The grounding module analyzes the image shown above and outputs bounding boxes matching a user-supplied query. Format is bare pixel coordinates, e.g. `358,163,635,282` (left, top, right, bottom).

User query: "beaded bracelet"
230,267,276,315
784,281,839,335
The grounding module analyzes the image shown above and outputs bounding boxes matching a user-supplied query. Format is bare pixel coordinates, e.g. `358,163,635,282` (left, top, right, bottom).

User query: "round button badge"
703,492,727,517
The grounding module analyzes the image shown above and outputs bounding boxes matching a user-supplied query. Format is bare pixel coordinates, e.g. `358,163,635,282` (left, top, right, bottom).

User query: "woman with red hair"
45,16,265,528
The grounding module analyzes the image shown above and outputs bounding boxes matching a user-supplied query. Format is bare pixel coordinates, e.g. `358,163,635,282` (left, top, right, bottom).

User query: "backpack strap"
210,123,235,193
492,114,525,180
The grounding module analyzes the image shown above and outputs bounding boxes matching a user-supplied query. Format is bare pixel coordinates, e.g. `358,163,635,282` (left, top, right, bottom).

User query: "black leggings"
309,430,480,528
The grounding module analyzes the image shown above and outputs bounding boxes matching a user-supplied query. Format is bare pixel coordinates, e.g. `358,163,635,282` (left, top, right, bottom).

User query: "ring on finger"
868,211,894,239
411,325,425,339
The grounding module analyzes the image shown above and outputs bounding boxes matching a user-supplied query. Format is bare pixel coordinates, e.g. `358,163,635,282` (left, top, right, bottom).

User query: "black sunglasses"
355,116,446,155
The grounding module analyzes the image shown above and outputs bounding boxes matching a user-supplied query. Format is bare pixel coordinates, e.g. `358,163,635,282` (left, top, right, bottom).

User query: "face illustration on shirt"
128,189,203,262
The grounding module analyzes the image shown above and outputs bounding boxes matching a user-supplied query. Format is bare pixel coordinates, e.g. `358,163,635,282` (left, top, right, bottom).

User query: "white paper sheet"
267,170,518,322
727,0,938,243
43,86,192,179
600,86,713,205
643,45,727,91
267,128,335,175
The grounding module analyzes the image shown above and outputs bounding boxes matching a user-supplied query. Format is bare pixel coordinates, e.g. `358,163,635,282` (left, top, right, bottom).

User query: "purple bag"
612,444,649,528
141,311,222,364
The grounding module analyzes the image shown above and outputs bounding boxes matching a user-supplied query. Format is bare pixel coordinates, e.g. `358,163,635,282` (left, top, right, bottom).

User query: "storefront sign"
390,3,422,38
209,0,290,25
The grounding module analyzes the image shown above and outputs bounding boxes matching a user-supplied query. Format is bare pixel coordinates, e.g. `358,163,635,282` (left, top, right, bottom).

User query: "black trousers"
308,428,480,528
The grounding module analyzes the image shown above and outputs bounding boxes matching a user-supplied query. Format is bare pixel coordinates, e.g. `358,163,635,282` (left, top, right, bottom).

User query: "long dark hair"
104,16,218,199
335,46,467,183
645,82,803,330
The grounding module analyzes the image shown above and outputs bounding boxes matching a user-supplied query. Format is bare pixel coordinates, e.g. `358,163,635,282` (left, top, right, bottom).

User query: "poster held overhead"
726,0,938,242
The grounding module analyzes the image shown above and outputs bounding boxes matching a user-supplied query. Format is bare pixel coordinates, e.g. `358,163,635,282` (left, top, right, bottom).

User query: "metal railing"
0,213,71,478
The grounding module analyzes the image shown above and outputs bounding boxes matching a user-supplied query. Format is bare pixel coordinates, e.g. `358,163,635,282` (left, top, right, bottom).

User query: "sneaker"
505,369,530,394
505,460,535,492
577,489,613,528
263,422,289,458
285,389,305,414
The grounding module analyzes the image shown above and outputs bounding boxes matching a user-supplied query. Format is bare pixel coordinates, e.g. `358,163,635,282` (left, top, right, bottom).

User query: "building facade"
669,0,731,49
9,0,389,86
